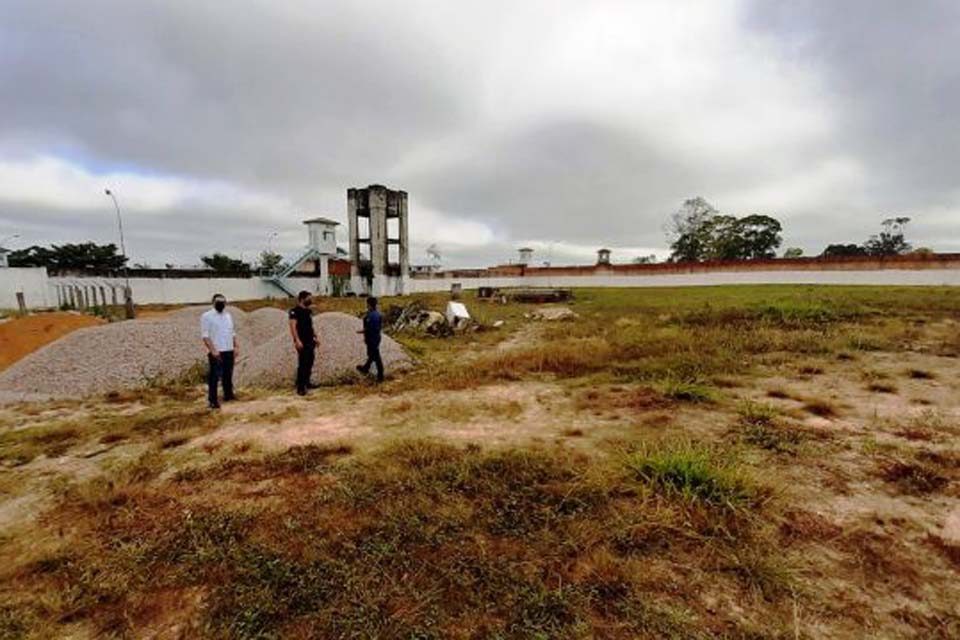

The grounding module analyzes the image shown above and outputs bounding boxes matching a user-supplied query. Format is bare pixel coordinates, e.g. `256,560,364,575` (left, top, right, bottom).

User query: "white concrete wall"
47,275,325,307
406,268,960,293
16,266,958,310
0,267,52,309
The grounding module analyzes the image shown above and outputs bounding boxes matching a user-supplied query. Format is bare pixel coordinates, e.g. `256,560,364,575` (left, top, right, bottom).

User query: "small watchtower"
303,217,339,255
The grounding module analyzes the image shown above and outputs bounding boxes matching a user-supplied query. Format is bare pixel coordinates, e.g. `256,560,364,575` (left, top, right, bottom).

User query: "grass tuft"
656,379,717,403
802,400,837,418
626,441,758,510
736,402,806,453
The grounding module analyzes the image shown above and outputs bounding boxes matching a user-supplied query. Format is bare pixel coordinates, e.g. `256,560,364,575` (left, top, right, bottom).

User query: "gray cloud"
2,0,958,267
746,1,960,209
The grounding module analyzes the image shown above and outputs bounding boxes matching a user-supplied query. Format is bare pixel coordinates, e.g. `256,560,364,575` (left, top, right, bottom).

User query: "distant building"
597,248,612,265
0,248,9,268
410,264,439,276
518,247,533,266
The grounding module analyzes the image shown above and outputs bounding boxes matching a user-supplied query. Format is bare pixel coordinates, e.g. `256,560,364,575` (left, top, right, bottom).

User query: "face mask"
214,301,226,312
303,299,313,308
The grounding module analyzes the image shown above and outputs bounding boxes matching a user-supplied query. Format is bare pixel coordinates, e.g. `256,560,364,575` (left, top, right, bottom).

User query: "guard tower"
347,185,409,295
597,248,612,266
303,217,339,255
518,247,533,266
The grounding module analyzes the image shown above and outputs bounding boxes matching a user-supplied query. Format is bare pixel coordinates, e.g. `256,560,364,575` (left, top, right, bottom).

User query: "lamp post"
104,188,136,319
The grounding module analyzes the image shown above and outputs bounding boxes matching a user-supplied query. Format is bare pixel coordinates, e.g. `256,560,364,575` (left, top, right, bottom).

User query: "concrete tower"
347,185,409,296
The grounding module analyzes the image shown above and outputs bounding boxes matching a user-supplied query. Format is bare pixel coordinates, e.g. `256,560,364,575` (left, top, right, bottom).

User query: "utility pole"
104,188,136,319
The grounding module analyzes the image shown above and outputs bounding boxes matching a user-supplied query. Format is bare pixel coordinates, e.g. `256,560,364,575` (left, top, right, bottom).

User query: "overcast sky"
1,0,958,268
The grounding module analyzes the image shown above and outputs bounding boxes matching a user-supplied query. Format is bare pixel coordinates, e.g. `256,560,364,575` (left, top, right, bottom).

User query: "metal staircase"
264,246,322,297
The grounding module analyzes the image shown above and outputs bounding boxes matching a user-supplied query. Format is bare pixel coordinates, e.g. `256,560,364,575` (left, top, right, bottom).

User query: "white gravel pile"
0,307,409,400
245,308,289,347
236,312,410,388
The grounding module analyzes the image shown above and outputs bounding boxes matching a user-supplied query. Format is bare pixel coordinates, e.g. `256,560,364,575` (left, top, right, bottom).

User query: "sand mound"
0,307,409,400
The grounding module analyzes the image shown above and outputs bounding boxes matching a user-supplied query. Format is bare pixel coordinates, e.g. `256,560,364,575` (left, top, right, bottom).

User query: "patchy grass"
906,368,935,380
3,285,960,637
878,458,949,495
0,402,225,466
3,439,795,639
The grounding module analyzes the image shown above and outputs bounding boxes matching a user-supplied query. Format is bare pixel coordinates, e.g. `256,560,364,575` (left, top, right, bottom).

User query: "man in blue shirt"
356,296,384,382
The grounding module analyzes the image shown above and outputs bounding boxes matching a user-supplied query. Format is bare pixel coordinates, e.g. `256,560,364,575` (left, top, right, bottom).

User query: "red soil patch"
0,312,105,370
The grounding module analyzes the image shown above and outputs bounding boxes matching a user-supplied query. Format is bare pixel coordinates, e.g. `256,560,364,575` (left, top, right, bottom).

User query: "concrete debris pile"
388,300,486,336
0,306,409,400
527,306,579,321
387,300,448,336
479,287,574,304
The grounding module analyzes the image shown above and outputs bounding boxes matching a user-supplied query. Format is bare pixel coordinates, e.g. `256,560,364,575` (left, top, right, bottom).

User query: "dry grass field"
1,285,959,639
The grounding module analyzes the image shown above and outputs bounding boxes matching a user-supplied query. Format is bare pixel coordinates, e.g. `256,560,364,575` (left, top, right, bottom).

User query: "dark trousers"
207,350,235,405
360,342,384,381
296,346,315,392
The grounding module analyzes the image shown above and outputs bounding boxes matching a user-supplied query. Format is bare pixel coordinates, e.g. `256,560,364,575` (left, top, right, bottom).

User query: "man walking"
201,293,238,409
356,296,384,383
289,290,319,395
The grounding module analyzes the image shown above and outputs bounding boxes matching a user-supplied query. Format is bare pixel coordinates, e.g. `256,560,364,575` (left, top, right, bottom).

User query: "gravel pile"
0,307,409,400
236,312,410,388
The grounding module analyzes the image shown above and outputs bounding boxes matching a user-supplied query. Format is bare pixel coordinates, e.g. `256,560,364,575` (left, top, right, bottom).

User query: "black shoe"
306,383,321,390
296,388,307,396
223,395,237,402
355,365,368,375
208,402,221,410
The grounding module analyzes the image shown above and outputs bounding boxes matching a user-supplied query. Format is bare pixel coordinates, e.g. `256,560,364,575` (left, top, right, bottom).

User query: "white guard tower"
303,217,339,288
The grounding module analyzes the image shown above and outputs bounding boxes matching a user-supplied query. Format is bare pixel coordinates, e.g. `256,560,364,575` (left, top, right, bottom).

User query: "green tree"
821,243,867,257
864,217,911,256
8,242,127,270
700,215,743,260
201,253,251,273
783,247,804,258
735,214,782,259
258,250,285,274
667,199,783,262
667,197,718,262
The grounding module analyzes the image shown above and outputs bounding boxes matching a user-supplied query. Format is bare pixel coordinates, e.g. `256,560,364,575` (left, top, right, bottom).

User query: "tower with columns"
347,185,409,296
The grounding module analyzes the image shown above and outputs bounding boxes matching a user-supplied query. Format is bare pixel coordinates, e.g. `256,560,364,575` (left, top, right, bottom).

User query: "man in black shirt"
288,290,319,395
356,296,384,383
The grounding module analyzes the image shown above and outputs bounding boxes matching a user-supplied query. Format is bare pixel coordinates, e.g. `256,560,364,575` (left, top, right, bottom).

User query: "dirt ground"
0,312,105,371
1,287,959,638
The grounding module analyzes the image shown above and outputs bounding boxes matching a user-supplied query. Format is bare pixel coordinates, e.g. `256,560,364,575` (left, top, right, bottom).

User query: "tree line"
666,197,918,263
8,243,285,274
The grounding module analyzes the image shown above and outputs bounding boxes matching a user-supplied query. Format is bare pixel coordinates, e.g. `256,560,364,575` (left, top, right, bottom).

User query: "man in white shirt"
201,293,239,409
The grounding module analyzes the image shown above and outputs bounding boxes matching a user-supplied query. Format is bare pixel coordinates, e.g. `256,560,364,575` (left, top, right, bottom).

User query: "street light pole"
104,188,136,319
